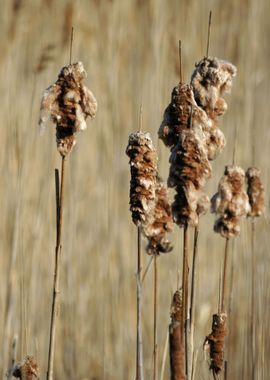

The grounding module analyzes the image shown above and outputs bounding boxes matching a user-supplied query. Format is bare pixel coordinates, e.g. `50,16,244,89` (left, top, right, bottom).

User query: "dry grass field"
0,0,270,379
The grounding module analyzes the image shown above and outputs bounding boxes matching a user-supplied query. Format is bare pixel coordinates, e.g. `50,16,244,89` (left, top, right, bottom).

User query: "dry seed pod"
39,62,97,157
144,177,174,255
246,167,265,217
169,290,185,380
205,313,227,375
12,356,38,379
211,165,250,237
191,57,237,118
126,132,157,226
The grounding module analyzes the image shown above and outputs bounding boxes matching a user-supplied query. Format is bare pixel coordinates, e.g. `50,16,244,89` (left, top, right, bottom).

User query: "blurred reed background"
0,0,269,378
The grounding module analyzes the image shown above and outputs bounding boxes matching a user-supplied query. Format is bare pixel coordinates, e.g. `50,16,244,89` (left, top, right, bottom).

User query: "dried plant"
143,177,174,255
39,62,97,157
205,313,227,376
169,290,185,380
211,165,250,238
126,131,158,226
246,167,265,217
191,57,237,119
11,356,38,380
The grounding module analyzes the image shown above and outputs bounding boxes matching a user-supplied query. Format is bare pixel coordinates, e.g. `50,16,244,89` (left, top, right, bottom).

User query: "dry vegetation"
1,0,270,379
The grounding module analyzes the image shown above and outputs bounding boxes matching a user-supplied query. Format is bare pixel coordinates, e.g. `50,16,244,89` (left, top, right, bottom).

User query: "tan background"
0,0,269,379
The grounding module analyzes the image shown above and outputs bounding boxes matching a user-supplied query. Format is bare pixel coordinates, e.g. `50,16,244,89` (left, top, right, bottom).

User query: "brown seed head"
12,356,38,379
126,132,157,226
211,165,250,237
39,62,97,157
246,167,265,217
205,313,227,375
144,177,174,255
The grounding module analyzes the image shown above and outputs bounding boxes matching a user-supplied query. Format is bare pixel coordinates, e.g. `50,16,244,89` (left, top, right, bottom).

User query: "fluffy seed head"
12,356,38,379
39,62,97,157
246,167,265,217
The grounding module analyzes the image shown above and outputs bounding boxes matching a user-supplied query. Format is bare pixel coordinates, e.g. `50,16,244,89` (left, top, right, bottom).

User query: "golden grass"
1,0,269,378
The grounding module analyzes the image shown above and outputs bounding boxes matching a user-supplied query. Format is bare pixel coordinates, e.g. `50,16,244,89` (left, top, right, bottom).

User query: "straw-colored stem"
136,227,144,380
47,157,66,380
251,217,256,380
189,226,199,379
221,238,229,313
153,254,158,380
182,224,189,378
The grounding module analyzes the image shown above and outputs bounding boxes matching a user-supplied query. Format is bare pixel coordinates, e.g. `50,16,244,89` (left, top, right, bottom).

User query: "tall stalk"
47,157,66,380
182,224,189,378
136,227,144,380
153,254,158,380
251,217,256,380
221,237,229,313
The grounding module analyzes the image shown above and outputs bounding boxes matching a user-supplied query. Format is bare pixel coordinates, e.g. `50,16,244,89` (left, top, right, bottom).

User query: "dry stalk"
153,254,158,380
47,159,65,380
136,227,144,380
182,224,189,379
221,238,229,313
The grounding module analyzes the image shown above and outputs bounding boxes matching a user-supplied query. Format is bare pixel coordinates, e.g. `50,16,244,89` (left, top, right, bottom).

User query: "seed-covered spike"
246,167,265,217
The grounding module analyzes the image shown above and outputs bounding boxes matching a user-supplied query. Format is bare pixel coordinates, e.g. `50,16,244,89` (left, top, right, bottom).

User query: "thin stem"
47,157,66,380
153,254,158,380
182,224,189,378
189,226,199,378
136,227,144,380
232,124,238,165
179,40,183,84
69,27,74,65
206,11,212,57
251,218,256,380
221,238,229,313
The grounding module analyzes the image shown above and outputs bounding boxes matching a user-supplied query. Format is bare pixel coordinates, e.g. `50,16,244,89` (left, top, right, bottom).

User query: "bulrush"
158,83,212,227
211,165,250,238
246,167,265,217
39,62,97,157
11,356,38,380
205,313,227,376
191,57,237,160
169,290,185,380
126,131,158,226
144,177,174,255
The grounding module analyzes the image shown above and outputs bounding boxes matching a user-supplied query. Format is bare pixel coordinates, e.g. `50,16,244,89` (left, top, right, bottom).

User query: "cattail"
191,57,236,161
169,290,185,380
126,131,158,226
211,165,250,238
144,177,174,255
191,57,237,119
246,167,265,217
12,356,38,380
39,62,97,157
205,313,227,375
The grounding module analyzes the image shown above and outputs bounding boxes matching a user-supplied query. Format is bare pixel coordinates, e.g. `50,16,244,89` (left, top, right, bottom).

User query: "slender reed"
136,227,144,380
153,254,158,380
221,238,229,313
46,160,65,380
182,224,189,378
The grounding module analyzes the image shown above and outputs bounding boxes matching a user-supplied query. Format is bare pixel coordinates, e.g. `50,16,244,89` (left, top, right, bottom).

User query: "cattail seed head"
12,356,38,379
205,313,227,375
126,132,157,226
144,177,174,255
246,167,265,217
211,165,250,237
39,62,97,157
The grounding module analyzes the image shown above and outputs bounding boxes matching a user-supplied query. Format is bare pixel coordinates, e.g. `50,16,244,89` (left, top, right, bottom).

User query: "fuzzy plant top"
39,62,97,157
246,167,265,217
211,165,250,238
10,356,38,380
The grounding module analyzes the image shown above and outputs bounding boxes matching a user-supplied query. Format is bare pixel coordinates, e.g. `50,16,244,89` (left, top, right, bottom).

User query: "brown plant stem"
189,226,199,379
251,217,256,380
153,254,158,380
47,157,66,380
182,224,189,378
221,238,229,313
136,227,144,380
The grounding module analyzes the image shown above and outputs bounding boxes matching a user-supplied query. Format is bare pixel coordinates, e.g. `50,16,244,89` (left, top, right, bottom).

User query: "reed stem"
136,227,144,380
251,217,256,379
153,254,158,380
182,224,189,378
221,238,229,313
47,157,66,380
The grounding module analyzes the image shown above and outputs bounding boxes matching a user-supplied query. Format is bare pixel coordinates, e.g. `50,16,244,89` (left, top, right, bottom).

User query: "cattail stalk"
221,237,229,312
153,254,158,380
182,223,189,378
136,227,144,380
189,226,199,379
47,157,66,380
251,217,256,380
